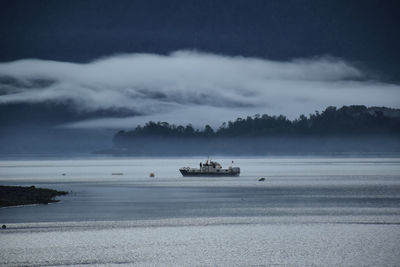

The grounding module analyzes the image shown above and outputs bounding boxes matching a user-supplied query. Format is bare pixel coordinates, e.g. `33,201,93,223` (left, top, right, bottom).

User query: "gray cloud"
0,50,399,128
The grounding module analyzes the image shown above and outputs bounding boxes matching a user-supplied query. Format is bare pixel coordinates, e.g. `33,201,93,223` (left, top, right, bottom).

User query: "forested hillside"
108,106,400,155
114,106,400,140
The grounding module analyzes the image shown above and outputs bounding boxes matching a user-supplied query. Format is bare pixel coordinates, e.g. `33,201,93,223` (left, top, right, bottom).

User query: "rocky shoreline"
0,185,68,207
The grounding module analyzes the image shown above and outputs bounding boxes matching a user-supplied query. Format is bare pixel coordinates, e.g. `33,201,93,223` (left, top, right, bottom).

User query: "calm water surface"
1,157,400,266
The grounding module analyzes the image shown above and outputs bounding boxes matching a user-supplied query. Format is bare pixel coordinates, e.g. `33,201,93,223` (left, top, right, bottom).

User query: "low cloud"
0,50,399,128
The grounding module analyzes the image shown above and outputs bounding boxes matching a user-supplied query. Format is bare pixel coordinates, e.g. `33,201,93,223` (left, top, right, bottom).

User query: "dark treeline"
107,105,400,155
114,106,400,141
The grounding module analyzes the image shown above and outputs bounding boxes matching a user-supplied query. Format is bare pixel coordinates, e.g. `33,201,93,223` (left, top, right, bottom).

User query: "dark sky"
1,0,399,78
0,0,399,154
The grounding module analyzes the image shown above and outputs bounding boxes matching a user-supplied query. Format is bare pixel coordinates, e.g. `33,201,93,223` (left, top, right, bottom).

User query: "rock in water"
0,185,68,207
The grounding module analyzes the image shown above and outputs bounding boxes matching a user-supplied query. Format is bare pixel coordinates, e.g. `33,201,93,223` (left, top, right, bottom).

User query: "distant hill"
114,105,400,138
109,105,400,155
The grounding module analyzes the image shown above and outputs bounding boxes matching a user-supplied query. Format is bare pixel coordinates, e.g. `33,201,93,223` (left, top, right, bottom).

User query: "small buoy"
62,173,66,176
2,225,6,229
258,177,266,181
149,172,155,178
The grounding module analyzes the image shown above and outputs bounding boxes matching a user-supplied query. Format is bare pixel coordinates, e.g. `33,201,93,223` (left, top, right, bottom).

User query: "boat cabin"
200,160,223,171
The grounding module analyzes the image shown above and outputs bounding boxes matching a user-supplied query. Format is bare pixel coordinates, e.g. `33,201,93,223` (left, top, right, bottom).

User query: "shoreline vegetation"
109,106,400,155
0,185,68,208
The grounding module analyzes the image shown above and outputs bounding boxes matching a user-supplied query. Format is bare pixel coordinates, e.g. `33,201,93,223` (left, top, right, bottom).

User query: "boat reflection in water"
179,160,240,177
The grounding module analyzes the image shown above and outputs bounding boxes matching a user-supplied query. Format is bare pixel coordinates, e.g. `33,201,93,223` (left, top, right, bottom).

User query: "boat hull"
179,169,240,177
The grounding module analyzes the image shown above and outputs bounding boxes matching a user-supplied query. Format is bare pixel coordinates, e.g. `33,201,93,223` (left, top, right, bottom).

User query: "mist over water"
1,157,400,266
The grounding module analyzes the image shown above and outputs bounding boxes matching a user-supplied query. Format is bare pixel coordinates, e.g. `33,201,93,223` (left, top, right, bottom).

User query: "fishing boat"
179,160,240,177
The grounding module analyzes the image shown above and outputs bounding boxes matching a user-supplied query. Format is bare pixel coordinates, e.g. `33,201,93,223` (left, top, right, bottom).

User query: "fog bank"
1,51,399,129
